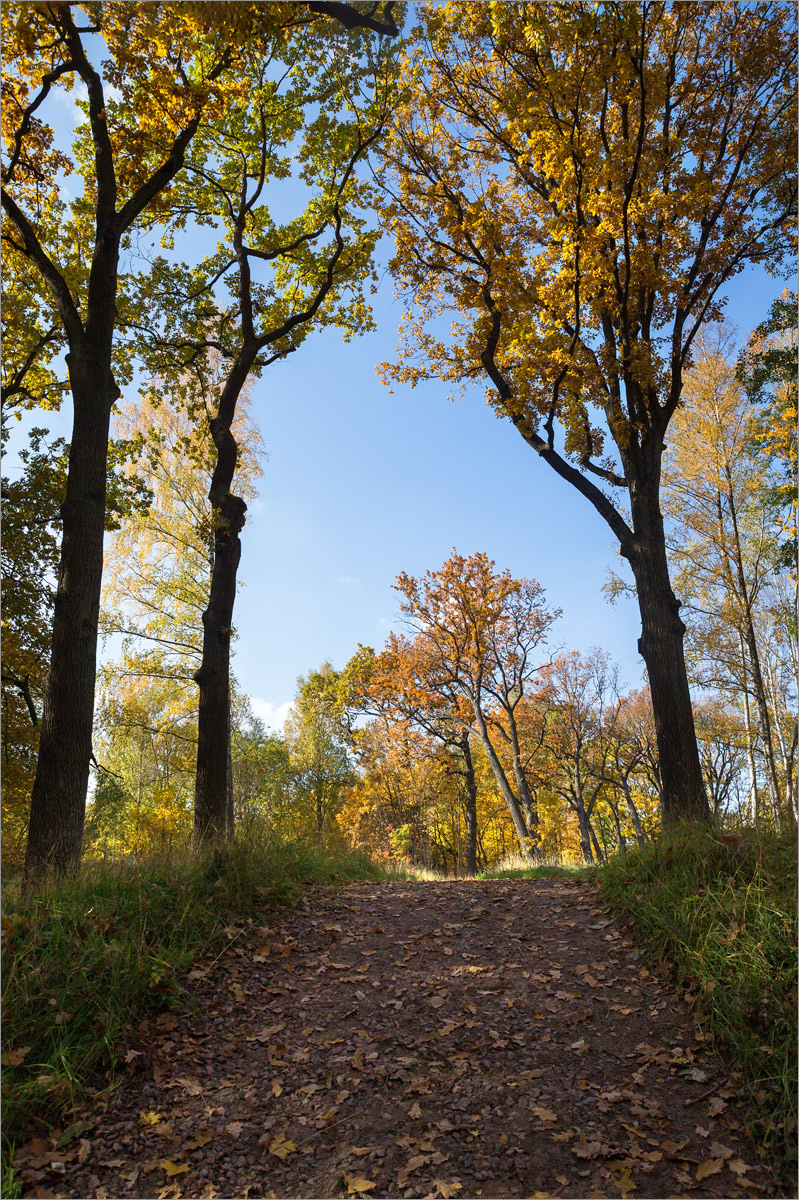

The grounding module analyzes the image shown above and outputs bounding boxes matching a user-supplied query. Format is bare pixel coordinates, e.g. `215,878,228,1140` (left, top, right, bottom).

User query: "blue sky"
233,253,781,729
5,40,789,734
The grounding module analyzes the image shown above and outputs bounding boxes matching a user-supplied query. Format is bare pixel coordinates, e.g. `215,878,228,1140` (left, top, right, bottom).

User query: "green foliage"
737,290,798,571
286,664,356,836
598,826,797,1174
1,831,387,1153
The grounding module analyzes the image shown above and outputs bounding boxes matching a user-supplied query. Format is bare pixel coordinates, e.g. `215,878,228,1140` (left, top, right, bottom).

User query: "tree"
285,665,354,837
393,550,559,858
536,650,620,863
133,27,395,846
96,376,263,843
661,334,786,820
2,0,399,879
380,1,796,824
737,290,798,571
352,638,482,873
230,704,295,835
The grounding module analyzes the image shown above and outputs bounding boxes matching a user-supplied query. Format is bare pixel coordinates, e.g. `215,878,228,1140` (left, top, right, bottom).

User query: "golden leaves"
267,1132,297,1160
159,1159,190,1177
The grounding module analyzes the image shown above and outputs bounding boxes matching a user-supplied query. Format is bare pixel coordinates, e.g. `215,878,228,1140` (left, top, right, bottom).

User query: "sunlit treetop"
381,1,796,499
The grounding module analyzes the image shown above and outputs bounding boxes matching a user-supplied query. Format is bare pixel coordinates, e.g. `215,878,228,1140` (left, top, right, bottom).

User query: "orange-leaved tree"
393,550,559,859
353,636,482,873
380,0,797,824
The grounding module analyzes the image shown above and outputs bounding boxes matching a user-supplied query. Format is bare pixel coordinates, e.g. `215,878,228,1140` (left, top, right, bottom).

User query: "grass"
598,824,797,1176
1,831,385,1166
478,851,588,880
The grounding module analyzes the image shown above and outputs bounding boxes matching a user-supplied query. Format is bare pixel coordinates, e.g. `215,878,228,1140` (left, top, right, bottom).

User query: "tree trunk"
588,819,605,863
741,621,782,820
460,735,478,876
573,801,594,863
721,472,783,819
626,483,710,824
194,484,246,846
470,708,534,859
226,726,234,838
619,776,648,846
508,721,539,842
739,634,760,824
24,352,117,881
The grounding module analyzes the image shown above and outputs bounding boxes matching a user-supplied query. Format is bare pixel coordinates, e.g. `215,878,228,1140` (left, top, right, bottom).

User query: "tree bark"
460,735,478,876
24,345,117,881
194,485,246,846
625,478,710,824
739,634,760,824
470,706,534,859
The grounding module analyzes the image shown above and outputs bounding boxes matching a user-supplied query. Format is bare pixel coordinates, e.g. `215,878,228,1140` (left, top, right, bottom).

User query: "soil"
16,878,787,1200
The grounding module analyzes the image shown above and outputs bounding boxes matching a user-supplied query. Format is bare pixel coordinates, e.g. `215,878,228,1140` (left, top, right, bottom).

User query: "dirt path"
20,879,782,1199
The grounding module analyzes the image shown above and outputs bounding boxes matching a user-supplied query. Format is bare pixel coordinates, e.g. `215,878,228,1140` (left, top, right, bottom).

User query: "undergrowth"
1,832,384,1161
598,824,797,1176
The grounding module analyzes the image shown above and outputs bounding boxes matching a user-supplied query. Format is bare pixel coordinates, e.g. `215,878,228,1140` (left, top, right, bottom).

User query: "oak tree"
380,0,797,823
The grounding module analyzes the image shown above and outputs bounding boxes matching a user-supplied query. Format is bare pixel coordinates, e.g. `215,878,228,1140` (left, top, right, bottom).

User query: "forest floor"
16,878,786,1200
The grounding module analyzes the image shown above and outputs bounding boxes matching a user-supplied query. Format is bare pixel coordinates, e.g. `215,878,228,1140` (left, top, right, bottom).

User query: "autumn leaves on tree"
1,1,796,877
380,1,796,824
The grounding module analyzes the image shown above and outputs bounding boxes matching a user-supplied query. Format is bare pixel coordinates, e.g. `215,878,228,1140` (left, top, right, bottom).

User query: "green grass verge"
1,833,385,1163
478,853,589,880
597,824,797,1175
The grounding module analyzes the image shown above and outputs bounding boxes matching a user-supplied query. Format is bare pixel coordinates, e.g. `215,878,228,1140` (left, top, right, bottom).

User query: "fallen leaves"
267,1132,296,1160
695,1158,725,1180
530,1106,557,1124
429,1181,462,1198
32,880,774,1200
159,1160,190,1177
1,1046,31,1066
343,1174,376,1194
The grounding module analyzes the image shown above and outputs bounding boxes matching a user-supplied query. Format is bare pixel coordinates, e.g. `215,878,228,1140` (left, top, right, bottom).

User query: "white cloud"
250,697,293,732
337,575,361,586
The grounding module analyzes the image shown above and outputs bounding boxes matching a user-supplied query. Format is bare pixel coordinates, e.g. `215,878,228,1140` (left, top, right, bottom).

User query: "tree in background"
737,290,798,572
92,376,263,853
352,639,482,873
285,665,354,838
661,333,792,825
380,0,796,825
393,551,559,859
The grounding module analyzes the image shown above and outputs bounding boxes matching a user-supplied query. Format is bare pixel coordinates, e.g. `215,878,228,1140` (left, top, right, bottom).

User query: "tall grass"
598,825,797,1175
1,832,385,1156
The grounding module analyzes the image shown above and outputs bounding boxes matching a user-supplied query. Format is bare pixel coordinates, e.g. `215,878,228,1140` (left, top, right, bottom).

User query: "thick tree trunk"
194,485,246,846
460,735,478,876
626,483,710,824
24,352,116,881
